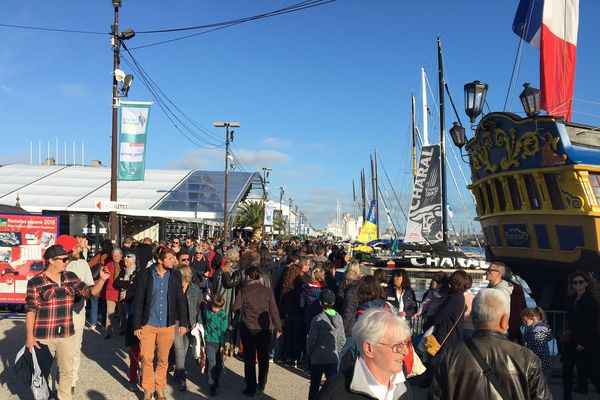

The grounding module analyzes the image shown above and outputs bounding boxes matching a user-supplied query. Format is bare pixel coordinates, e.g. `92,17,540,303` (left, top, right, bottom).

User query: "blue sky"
1,1,599,230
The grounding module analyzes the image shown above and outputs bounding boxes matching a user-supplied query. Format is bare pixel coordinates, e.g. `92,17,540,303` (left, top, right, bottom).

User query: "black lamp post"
464,80,488,124
449,122,466,149
519,83,541,117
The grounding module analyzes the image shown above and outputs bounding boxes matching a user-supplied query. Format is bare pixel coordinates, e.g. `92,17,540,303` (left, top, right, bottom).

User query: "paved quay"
0,317,598,400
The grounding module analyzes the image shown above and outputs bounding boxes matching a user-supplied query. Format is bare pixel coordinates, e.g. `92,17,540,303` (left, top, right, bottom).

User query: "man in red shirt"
25,244,110,400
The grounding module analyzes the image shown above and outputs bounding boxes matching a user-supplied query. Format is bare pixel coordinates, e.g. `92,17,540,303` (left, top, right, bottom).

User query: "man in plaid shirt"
25,244,110,400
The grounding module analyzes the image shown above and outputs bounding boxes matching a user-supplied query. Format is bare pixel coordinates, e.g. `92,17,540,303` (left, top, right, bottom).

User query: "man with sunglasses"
317,309,412,399
25,244,110,400
485,262,513,300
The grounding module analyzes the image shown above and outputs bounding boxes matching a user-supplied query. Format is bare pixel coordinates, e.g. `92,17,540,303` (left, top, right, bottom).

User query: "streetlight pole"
278,186,284,235
109,0,134,244
109,1,120,243
214,121,240,243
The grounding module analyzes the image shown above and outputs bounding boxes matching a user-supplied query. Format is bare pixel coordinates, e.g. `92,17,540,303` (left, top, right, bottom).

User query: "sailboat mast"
361,168,367,223
421,67,429,146
411,93,417,183
437,36,448,245
374,150,380,239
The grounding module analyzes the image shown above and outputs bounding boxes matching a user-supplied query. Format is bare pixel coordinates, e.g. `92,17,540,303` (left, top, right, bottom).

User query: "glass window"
477,186,487,214
494,180,507,212
506,176,522,210
523,174,541,210
543,173,565,210
589,173,600,204
485,182,496,212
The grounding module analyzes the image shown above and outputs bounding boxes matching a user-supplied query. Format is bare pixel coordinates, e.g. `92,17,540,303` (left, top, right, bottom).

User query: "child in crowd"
414,273,449,327
306,289,346,400
522,306,553,380
202,294,229,396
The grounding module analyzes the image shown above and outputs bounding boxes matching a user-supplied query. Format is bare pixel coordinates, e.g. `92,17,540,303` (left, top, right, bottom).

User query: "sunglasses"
180,258,190,262
571,279,586,285
487,269,501,273
172,241,180,244
54,257,69,262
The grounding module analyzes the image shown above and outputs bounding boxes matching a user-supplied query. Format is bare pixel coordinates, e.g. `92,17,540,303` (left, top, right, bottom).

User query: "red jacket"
102,260,123,302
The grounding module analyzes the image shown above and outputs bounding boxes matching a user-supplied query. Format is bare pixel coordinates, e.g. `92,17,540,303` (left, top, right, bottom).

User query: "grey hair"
112,248,123,256
472,288,510,328
352,309,411,357
491,261,507,276
125,253,136,262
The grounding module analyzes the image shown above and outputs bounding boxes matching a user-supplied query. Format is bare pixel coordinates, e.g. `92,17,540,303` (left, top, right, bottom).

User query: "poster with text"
0,214,59,304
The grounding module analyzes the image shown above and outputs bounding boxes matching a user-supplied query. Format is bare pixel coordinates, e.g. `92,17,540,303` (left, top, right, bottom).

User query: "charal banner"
118,101,152,181
404,144,443,243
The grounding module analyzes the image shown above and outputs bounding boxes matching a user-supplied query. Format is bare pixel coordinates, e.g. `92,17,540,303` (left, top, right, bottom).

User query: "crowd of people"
22,234,600,400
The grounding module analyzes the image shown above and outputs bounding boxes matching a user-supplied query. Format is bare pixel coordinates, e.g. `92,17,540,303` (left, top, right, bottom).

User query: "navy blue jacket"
132,266,189,331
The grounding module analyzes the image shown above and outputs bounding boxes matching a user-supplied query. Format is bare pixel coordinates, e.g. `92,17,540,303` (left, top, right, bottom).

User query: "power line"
120,49,225,149
0,23,107,35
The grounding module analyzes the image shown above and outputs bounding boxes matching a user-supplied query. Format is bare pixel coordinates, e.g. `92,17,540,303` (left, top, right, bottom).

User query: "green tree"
232,200,264,240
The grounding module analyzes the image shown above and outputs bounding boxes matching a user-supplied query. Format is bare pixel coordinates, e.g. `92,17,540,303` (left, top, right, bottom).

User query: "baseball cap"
55,235,79,252
44,244,68,260
319,288,336,307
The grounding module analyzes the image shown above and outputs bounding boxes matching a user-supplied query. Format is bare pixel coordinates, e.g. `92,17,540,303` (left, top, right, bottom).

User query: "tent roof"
0,164,262,221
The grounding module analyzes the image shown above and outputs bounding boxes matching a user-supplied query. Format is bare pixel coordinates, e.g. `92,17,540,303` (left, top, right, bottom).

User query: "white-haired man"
317,309,411,400
429,288,551,400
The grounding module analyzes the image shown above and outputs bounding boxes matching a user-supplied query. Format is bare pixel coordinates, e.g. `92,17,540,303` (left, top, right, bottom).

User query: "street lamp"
464,80,488,124
449,122,467,149
214,121,240,243
109,0,135,243
519,83,541,117
288,197,293,237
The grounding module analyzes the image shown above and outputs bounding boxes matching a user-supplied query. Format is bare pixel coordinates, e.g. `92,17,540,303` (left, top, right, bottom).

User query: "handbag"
465,338,511,400
423,306,466,357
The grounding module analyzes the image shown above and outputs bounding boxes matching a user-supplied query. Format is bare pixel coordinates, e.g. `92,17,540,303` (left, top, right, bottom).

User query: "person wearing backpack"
306,289,346,400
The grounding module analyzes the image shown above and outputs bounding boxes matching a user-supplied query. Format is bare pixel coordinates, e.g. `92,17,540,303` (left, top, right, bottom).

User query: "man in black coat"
429,288,551,400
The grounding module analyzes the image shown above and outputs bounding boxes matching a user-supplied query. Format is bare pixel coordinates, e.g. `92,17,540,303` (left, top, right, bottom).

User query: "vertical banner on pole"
118,101,152,181
264,203,274,226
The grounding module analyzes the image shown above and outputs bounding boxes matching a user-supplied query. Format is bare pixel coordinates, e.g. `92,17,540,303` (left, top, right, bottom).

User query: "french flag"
513,0,579,121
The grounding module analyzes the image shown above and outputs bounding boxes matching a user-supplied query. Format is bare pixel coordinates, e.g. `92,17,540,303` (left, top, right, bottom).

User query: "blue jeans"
89,296,98,325
173,323,190,385
206,342,223,386
308,363,338,400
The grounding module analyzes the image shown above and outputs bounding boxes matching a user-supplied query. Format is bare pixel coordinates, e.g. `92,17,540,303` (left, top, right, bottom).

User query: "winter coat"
236,280,282,332
429,330,551,400
337,279,360,337
523,321,553,379
280,275,307,317
300,281,325,325
306,310,346,365
355,298,393,320
102,260,123,302
183,282,203,328
426,291,465,348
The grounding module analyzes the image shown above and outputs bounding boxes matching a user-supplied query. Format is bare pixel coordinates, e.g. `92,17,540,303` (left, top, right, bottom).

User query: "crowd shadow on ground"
0,317,31,399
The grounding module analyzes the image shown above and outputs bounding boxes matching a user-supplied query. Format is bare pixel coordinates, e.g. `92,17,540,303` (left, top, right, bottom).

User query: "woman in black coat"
384,269,418,320
426,270,469,350
561,271,600,400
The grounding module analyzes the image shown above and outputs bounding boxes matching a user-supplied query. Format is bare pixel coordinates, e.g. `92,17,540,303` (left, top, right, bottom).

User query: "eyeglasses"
572,279,586,285
180,258,190,262
378,341,411,354
487,269,501,274
54,257,69,262
172,241,180,245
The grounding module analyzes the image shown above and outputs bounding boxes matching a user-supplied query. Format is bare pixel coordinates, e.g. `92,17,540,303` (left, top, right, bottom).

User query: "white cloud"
260,137,294,148
57,83,89,99
167,148,291,170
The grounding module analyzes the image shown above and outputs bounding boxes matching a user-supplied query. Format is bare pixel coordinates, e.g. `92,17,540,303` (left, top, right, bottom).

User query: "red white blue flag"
513,0,579,121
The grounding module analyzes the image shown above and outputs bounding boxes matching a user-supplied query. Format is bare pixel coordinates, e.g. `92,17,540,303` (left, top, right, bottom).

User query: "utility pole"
109,1,121,243
214,121,241,243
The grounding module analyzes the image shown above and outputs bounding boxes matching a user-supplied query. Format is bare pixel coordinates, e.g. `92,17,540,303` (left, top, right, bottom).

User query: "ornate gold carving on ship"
495,128,539,170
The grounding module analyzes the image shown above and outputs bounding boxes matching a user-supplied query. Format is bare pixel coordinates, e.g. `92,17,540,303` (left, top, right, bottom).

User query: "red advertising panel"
0,213,59,303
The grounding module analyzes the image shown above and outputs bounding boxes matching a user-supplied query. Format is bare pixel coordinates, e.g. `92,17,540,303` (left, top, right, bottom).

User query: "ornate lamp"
464,80,488,123
449,122,467,149
519,83,541,117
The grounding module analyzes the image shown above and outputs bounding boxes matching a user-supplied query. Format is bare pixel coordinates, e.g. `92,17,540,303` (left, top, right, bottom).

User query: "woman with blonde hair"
172,263,203,391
